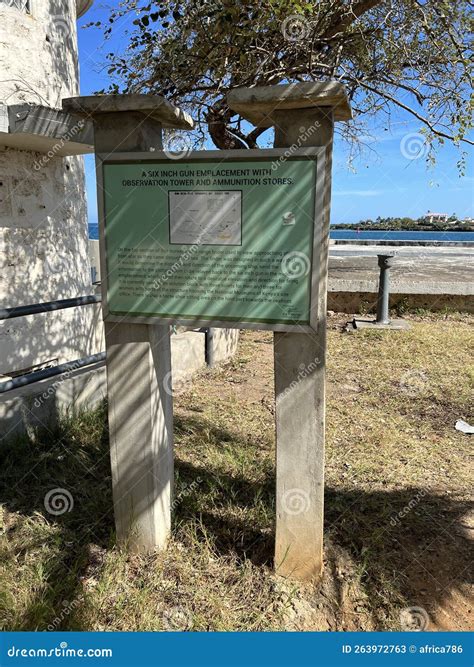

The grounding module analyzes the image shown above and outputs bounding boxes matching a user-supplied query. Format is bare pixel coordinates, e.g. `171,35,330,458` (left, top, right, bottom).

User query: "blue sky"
77,6,473,227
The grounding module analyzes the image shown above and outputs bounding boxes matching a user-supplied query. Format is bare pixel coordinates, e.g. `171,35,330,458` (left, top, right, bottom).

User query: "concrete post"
273,109,333,581
376,254,394,325
227,83,352,580
62,95,193,550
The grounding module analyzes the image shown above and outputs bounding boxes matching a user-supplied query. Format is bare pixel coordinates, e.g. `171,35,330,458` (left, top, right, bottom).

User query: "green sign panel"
101,152,319,329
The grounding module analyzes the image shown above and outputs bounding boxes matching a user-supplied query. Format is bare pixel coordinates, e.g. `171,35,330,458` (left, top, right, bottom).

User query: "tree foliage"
93,0,473,154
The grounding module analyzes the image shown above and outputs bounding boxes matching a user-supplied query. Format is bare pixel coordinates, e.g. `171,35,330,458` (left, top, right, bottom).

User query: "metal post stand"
350,253,411,331
376,254,393,324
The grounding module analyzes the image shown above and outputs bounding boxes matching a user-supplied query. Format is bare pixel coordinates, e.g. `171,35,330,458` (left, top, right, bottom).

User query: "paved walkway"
328,245,474,295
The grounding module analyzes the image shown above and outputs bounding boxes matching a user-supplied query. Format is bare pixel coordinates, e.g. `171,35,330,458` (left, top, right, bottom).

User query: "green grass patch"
0,314,472,631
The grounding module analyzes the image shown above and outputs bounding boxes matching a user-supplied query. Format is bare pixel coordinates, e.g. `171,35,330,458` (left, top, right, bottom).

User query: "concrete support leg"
274,331,325,580
61,95,193,552
106,322,173,549
272,108,333,581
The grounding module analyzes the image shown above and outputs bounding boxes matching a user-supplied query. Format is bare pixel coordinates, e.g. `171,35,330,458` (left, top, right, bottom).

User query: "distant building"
425,211,449,223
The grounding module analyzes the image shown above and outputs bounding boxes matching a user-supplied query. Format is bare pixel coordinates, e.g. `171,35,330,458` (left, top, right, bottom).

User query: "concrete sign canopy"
98,147,326,333
62,95,194,130
227,81,352,125
0,104,93,155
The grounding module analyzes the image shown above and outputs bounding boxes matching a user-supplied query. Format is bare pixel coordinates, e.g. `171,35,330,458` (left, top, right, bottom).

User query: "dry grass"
0,313,472,631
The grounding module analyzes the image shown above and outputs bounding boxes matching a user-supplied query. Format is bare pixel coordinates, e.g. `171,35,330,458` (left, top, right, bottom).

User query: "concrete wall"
330,239,474,248
0,0,104,378
328,292,474,314
0,328,239,439
211,328,240,363
1,361,107,441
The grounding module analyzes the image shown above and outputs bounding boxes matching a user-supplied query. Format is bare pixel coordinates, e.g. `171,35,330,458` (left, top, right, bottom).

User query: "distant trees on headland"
332,215,474,232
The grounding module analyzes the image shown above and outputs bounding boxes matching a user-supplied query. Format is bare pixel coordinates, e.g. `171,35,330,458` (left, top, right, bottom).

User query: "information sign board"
98,148,325,332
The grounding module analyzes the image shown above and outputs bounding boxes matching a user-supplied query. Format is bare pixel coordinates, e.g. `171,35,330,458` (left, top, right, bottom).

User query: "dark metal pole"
0,352,106,394
376,254,394,325
0,295,101,321
205,328,216,368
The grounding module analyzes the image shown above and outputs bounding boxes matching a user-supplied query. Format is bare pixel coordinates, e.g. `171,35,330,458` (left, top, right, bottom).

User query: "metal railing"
0,353,106,394
0,295,101,321
0,295,215,393
0,294,104,394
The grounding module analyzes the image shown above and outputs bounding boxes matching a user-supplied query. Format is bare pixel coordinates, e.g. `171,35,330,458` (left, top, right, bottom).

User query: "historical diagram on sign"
169,190,242,245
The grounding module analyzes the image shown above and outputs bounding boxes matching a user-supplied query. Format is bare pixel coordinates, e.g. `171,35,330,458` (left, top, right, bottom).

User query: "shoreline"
331,226,473,233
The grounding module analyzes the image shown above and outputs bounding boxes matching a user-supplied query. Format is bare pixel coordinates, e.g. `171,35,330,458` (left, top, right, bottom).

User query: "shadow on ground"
0,406,471,630
0,407,113,631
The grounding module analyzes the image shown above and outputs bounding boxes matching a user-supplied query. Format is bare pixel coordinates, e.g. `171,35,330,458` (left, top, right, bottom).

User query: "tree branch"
345,75,474,145
321,0,383,40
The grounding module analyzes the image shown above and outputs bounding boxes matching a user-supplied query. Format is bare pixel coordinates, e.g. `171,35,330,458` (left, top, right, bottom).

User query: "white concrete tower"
0,1,102,388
